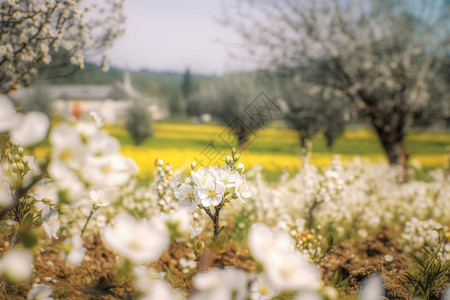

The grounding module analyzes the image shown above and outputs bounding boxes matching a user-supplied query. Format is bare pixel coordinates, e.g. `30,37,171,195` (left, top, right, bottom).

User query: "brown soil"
2,228,444,299
152,240,255,294
0,235,135,300
320,229,410,300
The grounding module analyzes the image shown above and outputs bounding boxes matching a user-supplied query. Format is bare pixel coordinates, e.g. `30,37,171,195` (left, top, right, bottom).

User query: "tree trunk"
300,134,307,149
373,125,409,183
237,130,249,150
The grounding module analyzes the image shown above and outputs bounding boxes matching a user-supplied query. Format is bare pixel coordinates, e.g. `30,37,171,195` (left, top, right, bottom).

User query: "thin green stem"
80,207,96,237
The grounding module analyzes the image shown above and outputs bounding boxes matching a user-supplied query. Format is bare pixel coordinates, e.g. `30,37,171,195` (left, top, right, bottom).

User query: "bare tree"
224,0,450,181
0,0,126,94
259,71,347,150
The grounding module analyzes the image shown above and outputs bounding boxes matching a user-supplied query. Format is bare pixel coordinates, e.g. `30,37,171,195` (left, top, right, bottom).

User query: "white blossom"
0,249,33,283
175,182,199,212
191,268,248,300
102,213,169,264
359,274,385,300
66,235,87,267
198,177,225,207
89,190,110,207
248,224,321,291
0,97,21,132
42,211,60,240
234,174,252,203
27,283,54,300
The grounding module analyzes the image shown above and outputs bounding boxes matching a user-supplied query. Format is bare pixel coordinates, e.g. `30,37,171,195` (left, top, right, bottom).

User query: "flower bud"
191,161,196,171
225,155,232,166
236,162,245,174
42,198,56,206
59,204,70,215
8,153,13,163
18,147,23,155
14,154,20,162
234,153,240,161
231,147,237,155
155,158,163,167
17,162,24,171
11,163,18,172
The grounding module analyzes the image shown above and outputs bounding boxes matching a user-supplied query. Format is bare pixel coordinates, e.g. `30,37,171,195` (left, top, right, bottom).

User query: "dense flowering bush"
0,0,126,93
0,96,449,299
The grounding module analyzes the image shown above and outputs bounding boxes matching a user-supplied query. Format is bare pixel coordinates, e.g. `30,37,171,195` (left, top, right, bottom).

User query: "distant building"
9,72,167,123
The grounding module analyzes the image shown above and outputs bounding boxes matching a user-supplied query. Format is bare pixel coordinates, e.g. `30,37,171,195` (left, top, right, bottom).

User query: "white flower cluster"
248,223,322,297
245,156,450,244
154,159,178,213
102,213,170,264
175,161,251,212
0,97,49,147
0,0,126,93
48,118,139,204
402,217,449,260
190,223,329,300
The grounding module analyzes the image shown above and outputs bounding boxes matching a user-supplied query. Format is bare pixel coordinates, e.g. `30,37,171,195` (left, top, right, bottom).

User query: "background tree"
125,100,153,145
181,68,194,99
190,74,263,148
225,0,450,181
0,0,126,94
259,72,346,150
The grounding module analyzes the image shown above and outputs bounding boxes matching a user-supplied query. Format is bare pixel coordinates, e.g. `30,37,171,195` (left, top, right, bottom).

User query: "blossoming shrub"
0,97,449,299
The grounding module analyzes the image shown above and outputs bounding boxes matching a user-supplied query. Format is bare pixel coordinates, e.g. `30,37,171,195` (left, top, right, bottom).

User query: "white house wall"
53,99,165,123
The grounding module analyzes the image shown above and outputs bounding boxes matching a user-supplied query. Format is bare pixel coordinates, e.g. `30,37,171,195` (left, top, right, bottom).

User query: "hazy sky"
105,0,254,75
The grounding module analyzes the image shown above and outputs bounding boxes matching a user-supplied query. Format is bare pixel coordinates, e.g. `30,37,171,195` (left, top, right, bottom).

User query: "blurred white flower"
443,286,450,300
86,131,120,157
168,209,194,238
89,190,110,207
42,211,60,239
0,97,21,132
264,250,320,291
82,154,138,188
47,161,84,201
359,274,385,300
134,266,183,299
0,181,13,207
23,156,42,186
249,223,293,262
190,226,203,239
102,213,169,264
66,235,87,267
50,123,85,170
0,249,33,283
28,179,57,203
248,224,321,291
75,121,98,139
249,273,278,300
179,257,197,273
191,268,248,300
11,112,49,147
295,290,323,300
27,283,54,300
134,266,165,291
139,279,183,300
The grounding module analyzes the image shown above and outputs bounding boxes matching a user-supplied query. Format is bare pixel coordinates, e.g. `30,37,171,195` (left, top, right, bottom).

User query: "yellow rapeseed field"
32,122,449,179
